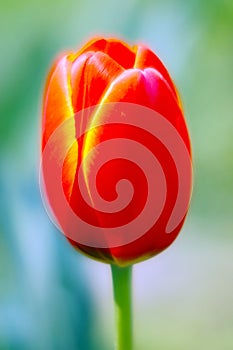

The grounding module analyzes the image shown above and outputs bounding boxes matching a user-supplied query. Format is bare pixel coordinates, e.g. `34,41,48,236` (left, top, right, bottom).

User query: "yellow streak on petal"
63,141,78,200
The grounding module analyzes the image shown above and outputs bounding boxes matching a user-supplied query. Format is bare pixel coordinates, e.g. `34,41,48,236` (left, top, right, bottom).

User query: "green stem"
111,264,133,350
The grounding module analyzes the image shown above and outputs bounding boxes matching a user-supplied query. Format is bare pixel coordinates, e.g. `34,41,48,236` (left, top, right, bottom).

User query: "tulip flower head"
41,37,192,267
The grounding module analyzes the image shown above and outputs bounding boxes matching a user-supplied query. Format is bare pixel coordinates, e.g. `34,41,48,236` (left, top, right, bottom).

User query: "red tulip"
41,37,192,266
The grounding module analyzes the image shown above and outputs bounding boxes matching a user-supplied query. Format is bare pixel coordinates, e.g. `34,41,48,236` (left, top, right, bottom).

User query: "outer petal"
134,45,178,98
81,68,190,266
61,52,124,263
42,55,77,207
42,55,74,150
99,67,189,145
67,51,124,202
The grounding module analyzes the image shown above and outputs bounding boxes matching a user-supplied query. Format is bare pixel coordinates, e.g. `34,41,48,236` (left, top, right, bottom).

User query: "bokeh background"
0,0,233,349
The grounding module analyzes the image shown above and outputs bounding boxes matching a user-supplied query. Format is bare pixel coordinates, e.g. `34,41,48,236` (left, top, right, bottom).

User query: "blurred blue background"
0,0,233,349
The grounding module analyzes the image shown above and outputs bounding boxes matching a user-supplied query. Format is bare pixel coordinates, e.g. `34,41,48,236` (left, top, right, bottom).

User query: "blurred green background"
0,0,233,349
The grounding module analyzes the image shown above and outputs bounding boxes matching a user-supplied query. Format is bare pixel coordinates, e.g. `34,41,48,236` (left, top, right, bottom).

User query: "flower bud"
41,37,192,266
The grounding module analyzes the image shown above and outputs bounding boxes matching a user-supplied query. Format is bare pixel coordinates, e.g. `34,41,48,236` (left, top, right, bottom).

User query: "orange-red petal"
71,37,136,69
42,55,73,150
134,45,179,100
71,51,123,113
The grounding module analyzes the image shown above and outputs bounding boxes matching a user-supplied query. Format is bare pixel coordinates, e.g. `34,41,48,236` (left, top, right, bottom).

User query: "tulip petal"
109,67,189,151
134,45,181,104
98,68,183,131
80,67,190,265
83,67,190,173
71,51,123,112
71,38,136,69
42,56,77,203
42,55,74,149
